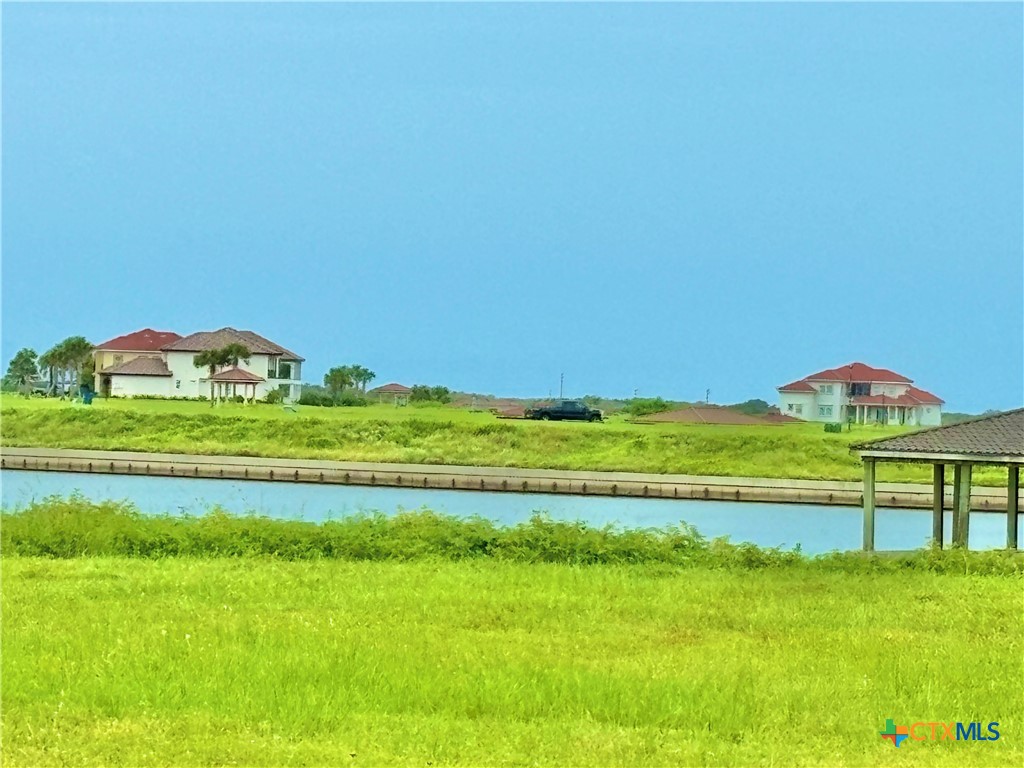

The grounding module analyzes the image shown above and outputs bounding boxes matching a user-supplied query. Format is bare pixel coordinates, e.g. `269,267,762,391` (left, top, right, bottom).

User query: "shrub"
625,397,675,417
263,390,284,405
410,385,452,404
336,393,368,407
298,391,332,407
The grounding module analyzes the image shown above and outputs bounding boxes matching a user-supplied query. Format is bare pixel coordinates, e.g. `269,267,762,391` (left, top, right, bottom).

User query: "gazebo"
209,367,265,403
854,408,1023,551
371,382,412,405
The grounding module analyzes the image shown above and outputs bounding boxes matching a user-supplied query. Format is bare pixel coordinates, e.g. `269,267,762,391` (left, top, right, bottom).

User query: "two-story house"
777,362,943,426
93,328,183,396
96,327,303,401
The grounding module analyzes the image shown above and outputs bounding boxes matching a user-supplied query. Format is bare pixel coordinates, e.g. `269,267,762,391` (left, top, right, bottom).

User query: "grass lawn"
0,395,1007,485
3,556,1020,767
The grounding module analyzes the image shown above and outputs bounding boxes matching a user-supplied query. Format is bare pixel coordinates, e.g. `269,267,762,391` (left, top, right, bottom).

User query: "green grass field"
0,396,1007,485
3,556,1020,767
4,501,1020,766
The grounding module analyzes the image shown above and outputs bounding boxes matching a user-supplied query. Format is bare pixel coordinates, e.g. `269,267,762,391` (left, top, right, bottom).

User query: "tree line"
3,338,93,396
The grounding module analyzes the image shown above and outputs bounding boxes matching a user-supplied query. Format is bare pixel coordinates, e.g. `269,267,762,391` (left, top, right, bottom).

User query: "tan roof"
208,367,266,383
162,328,304,361
100,357,172,377
855,409,1024,459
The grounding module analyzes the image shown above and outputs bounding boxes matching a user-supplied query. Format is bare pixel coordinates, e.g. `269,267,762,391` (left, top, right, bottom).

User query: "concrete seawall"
0,446,1013,511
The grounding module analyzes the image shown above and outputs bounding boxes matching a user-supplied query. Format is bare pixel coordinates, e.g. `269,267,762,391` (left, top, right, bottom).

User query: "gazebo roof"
373,383,412,394
854,408,1024,464
208,367,266,383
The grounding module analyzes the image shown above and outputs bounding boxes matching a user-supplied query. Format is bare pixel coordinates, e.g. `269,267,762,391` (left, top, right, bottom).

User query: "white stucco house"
777,362,943,426
95,327,303,401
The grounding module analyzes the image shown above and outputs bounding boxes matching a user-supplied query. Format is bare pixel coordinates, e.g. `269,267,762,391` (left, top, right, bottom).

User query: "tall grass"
3,555,1021,766
4,496,1022,575
0,399,1009,484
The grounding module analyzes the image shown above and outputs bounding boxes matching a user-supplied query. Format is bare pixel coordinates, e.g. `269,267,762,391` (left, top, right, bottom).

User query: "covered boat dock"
855,408,1023,551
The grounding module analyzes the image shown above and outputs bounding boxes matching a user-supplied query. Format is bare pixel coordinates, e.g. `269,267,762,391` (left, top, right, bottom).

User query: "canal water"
2,470,1017,555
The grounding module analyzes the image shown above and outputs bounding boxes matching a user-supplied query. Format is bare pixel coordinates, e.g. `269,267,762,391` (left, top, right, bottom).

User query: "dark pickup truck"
524,400,603,422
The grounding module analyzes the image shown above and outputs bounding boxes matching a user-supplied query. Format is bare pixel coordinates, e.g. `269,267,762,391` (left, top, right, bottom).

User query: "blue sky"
3,3,1021,411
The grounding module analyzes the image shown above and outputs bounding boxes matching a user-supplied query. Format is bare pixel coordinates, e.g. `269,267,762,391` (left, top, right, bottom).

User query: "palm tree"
221,343,251,368
194,344,252,404
220,343,252,401
324,367,353,400
193,349,228,406
38,348,59,396
60,336,94,394
351,365,376,394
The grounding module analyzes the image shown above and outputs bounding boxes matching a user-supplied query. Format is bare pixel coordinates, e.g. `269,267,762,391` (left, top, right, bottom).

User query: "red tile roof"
100,357,172,377
905,386,944,405
208,367,266,383
804,362,912,383
777,379,816,393
162,328,303,361
372,383,412,393
95,328,181,352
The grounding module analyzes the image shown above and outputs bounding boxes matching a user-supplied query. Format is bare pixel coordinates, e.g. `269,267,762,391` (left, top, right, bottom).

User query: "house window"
278,362,292,380
848,383,870,397
818,406,833,417
113,355,124,365
820,384,833,395
794,404,803,415
786,403,794,412
175,380,181,389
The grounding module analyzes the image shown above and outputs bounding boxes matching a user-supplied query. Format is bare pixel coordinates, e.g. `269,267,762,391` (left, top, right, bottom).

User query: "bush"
298,391,333,407
625,397,675,417
410,385,452,404
336,393,368,407
298,391,367,407
263,389,284,405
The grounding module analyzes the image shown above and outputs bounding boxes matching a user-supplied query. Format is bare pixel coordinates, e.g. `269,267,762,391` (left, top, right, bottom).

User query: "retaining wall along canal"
0,447,1012,511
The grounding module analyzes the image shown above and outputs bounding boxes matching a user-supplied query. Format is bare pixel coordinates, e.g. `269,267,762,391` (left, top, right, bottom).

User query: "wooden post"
953,463,972,548
932,464,944,549
863,458,876,552
1008,466,1020,550
952,464,962,545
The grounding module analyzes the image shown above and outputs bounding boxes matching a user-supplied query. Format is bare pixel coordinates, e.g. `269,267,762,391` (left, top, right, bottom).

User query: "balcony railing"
267,366,298,380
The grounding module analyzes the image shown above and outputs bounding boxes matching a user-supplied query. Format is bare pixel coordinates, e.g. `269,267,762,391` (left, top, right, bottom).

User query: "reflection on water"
1,470,1017,555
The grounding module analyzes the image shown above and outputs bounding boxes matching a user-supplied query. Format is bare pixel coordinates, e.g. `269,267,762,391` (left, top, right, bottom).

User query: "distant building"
95,327,303,401
92,328,182,393
777,363,943,426
368,382,412,404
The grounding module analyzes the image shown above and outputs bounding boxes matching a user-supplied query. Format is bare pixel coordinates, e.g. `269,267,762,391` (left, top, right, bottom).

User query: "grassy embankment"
0,396,1006,485
2,499,1022,766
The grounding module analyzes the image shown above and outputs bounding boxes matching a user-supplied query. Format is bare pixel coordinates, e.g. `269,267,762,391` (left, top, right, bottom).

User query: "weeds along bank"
5,496,1023,571
3,502,1021,767
0,400,1008,485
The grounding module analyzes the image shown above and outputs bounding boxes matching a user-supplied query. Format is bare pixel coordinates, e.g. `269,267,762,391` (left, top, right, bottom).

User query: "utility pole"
559,372,564,399
706,388,710,404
